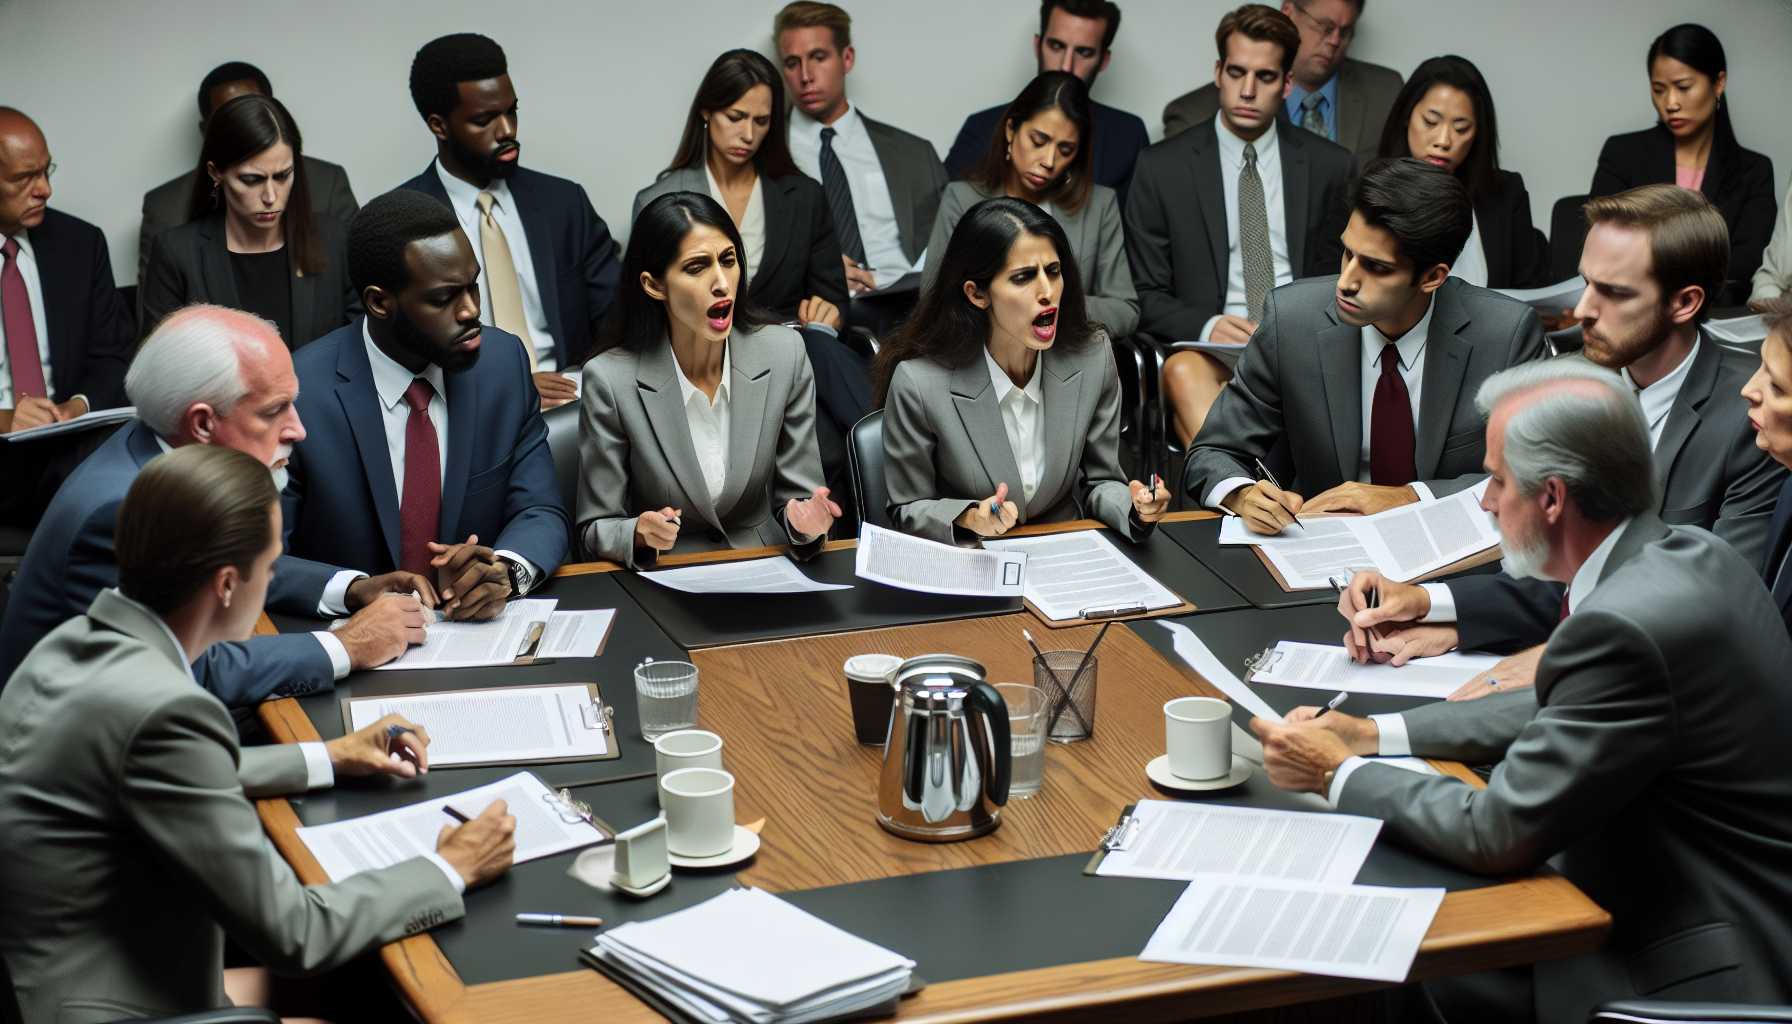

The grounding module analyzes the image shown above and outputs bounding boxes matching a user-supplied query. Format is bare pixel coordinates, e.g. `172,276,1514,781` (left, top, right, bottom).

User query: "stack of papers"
640,556,851,594
0,405,136,443
1096,800,1382,884
344,683,611,766
339,599,615,670
854,523,1025,598
984,530,1181,620
588,888,914,1023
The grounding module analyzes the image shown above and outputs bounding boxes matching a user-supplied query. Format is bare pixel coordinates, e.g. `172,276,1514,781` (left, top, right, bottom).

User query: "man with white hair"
1251,359,1792,1021
0,304,427,703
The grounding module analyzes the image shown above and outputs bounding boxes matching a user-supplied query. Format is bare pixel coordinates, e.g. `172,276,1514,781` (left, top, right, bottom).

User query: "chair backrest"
542,398,582,526
1549,193,1592,284
848,409,890,531
1590,1000,1792,1023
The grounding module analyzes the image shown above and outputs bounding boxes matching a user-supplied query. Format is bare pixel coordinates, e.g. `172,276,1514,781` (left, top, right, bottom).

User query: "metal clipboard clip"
578,702,616,735
1243,647,1285,675
1078,603,1148,620
1100,814,1140,852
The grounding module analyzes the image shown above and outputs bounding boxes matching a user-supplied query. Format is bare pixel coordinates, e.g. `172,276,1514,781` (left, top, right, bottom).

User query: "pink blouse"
1675,165,1706,192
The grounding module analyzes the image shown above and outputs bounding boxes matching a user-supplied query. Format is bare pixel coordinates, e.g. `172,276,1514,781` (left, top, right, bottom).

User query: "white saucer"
567,846,673,897
667,825,761,869
1146,754,1252,792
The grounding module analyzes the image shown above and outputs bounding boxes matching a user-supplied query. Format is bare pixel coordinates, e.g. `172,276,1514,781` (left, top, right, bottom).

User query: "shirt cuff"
1206,476,1257,512
494,550,539,595
804,322,838,338
1198,314,1224,343
1408,482,1434,502
312,631,353,680
422,851,468,895
1419,583,1457,623
1370,713,1412,756
1328,755,1370,805
298,741,335,790
319,570,366,616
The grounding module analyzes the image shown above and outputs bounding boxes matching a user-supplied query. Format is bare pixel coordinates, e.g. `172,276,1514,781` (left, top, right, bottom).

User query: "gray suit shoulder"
1448,278,1541,328
1345,58,1405,91
861,115,941,158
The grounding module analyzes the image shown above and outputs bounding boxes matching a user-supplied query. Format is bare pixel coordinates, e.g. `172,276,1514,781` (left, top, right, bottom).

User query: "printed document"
343,599,571,670
1231,481,1499,589
984,530,1180,620
1251,641,1499,700
1096,799,1380,885
1141,875,1443,982
640,556,852,595
855,523,1025,597
345,683,609,766
1497,276,1586,311
0,404,136,443
296,772,605,882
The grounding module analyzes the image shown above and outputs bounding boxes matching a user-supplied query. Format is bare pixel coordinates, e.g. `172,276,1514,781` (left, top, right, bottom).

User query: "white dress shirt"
1450,214,1490,289
0,229,56,407
433,160,559,371
1204,118,1293,343
984,346,1045,504
787,104,921,286
670,342,731,510
704,161,766,287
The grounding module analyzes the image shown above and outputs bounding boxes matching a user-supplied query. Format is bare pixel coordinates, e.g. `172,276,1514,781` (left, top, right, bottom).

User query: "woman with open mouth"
576,191,840,568
873,196,1167,545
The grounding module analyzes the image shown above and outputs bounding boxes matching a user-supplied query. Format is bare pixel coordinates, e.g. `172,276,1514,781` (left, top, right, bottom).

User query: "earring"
222,589,232,608
210,179,220,206
1005,145,1012,161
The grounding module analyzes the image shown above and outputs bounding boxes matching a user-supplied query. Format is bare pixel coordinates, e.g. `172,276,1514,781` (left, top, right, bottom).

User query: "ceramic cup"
659,767,735,857
653,729,724,787
1164,696,1232,780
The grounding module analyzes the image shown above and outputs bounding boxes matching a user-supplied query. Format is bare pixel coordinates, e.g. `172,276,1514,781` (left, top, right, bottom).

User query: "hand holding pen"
324,713,431,779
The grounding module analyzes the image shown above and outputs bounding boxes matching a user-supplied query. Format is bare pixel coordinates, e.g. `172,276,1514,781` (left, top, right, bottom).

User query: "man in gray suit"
1162,0,1401,168
1255,360,1792,1022
0,444,515,1023
1186,158,1545,532
139,61,357,289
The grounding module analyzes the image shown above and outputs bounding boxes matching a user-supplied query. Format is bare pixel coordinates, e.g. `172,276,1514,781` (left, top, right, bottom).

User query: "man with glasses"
1163,0,1401,167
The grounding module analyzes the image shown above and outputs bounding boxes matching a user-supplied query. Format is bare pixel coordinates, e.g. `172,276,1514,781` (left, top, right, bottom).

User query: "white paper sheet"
1496,276,1586,310
1096,799,1380,884
983,530,1180,620
0,404,136,443
1353,481,1500,583
344,598,560,670
639,556,851,595
296,772,605,882
345,684,609,766
1140,875,1443,982
1251,641,1500,700
1218,514,1357,546
854,523,1025,597
537,609,616,658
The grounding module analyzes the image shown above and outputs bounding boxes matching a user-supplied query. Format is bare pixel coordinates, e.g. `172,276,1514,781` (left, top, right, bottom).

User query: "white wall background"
4,0,1790,287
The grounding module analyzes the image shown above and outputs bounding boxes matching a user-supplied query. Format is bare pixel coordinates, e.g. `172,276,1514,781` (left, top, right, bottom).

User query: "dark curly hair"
410,32,508,121
347,189,462,296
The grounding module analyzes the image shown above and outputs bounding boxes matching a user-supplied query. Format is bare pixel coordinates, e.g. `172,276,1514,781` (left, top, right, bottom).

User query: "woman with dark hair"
876,196,1166,544
925,72,1138,337
1591,23,1777,306
578,192,838,567
140,94,354,346
1376,55,1547,289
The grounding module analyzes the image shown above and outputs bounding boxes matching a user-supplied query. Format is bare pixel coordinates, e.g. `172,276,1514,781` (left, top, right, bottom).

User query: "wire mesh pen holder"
1033,650,1098,743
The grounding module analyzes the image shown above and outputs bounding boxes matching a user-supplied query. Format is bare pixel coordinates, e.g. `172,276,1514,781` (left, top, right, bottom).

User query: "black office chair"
847,409,890,531
1590,1000,1792,1023
541,396,582,546
1549,193,1592,284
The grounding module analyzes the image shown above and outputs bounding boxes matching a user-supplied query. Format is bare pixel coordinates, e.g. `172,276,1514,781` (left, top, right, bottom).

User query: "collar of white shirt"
434,158,513,216
1214,116,1279,171
671,341,731,410
1567,515,1633,614
983,345,1044,407
2,229,35,261
791,103,862,147
1620,335,1700,432
1360,293,1434,372
362,318,448,412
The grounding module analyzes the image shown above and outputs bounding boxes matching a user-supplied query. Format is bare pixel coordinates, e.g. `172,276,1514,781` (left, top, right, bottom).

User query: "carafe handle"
966,681,1011,806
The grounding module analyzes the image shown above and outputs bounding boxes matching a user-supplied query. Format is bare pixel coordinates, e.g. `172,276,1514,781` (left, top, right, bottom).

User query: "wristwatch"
499,556,535,597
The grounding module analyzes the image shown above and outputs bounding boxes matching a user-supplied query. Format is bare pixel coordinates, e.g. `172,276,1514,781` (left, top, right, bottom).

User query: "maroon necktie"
1368,343,1416,486
398,378,440,577
2,238,48,400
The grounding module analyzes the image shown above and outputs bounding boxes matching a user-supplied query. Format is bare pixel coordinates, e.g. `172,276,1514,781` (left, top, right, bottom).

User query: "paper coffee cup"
659,767,735,857
1165,696,1232,780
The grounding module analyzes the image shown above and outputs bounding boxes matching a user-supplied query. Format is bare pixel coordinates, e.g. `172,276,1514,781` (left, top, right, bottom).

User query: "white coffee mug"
1165,696,1232,780
654,729,724,787
659,767,735,857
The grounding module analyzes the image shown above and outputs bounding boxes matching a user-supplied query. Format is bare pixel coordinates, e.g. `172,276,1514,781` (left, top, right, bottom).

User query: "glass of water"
634,659,699,740
995,683,1049,799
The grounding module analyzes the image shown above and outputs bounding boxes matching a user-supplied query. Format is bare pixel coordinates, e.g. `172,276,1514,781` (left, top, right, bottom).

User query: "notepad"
854,523,1025,597
338,600,614,670
0,405,136,443
983,530,1181,621
343,683,613,767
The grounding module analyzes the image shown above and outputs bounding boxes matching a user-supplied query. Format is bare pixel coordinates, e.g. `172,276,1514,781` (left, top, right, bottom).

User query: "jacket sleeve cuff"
312,631,353,680
1328,755,1370,805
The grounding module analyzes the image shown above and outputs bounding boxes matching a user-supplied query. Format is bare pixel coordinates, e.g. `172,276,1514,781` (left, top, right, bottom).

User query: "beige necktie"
475,190,537,369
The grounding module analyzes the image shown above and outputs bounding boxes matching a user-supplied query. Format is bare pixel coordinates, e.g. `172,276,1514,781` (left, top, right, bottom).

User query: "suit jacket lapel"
1596,514,1670,587
1033,349,1083,518
1190,129,1229,304
637,344,724,533
410,162,450,203
125,419,164,468
1279,130,1311,274
716,332,769,518
950,360,1026,504
30,220,72,393
196,216,242,309
1653,334,1715,487
1766,478,1792,611
508,172,565,361
439,361,478,541
862,118,920,263
756,177,795,293
334,332,402,564
1315,308,1363,485
1414,284,1473,476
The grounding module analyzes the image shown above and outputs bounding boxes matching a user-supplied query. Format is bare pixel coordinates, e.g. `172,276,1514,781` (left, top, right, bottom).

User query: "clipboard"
1250,542,1503,593
339,682,621,768
1025,595,1197,629
1082,802,1140,875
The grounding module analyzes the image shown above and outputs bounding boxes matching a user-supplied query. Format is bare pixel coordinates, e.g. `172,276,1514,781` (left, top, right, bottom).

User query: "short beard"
1499,517,1551,581
447,134,518,181
270,465,290,492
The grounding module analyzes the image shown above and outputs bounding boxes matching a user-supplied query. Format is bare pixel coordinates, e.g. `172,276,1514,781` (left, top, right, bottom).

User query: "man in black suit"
1125,5,1354,444
0,108,134,523
943,0,1148,201
398,33,620,411
138,62,358,290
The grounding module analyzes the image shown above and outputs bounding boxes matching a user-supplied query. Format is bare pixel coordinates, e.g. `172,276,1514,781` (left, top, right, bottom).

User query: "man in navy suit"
395,33,619,411
0,304,428,702
942,0,1149,201
284,190,569,621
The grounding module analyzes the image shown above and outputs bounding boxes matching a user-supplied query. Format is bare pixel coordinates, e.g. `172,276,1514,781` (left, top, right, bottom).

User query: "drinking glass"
634,659,699,740
995,683,1049,798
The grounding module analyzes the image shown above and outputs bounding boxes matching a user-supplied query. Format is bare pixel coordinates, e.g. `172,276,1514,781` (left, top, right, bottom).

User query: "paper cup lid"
844,653,904,682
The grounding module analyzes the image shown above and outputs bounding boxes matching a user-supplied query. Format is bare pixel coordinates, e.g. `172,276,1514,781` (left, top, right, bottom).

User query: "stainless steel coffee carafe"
877,654,1011,842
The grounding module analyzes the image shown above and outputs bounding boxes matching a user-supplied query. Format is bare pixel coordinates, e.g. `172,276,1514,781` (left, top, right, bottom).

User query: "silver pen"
1252,458,1305,533
1313,691,1349,718
516,913,604,928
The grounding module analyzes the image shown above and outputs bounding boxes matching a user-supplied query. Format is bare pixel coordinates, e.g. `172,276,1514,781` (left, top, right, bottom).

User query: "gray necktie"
1300,92,1328,137
1239,141,1273,323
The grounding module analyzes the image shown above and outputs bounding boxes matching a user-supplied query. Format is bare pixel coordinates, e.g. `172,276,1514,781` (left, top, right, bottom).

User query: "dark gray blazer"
1186,276,1546,502
926,181,1138,338
138,155,357,287
577,324,826,568
1447,338,1788,653
881,331,1144,545
860,113,949,267
1124,117,1354,343
1338,517,1792,1021
1162,58,1404,167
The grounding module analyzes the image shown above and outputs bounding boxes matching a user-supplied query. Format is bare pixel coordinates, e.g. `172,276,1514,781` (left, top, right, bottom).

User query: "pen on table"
1252,458,1306,533
516,913,604,928
1313,691,1349,719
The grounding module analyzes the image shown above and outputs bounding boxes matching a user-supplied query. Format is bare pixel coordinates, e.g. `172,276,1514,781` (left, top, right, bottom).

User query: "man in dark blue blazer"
284,190,568,621
942,0,1148,201
0,305,428,702
394,32,618,410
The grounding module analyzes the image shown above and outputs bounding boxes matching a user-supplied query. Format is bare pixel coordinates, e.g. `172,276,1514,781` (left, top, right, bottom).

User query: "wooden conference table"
253,512,1609,1023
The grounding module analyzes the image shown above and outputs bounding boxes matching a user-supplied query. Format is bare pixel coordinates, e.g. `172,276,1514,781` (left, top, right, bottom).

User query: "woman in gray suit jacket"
579,192,840,568
924,72,1138,338
873,196,1168,545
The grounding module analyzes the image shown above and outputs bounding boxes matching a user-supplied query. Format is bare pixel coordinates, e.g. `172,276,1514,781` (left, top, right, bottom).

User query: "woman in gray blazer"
579,192,840,568
873,196,1167,545
924,72,1138,338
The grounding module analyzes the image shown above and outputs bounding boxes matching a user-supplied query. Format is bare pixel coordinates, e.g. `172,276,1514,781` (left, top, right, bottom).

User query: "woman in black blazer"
1377,55,1548,289
140,94,354,346
1590,23,1777,307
